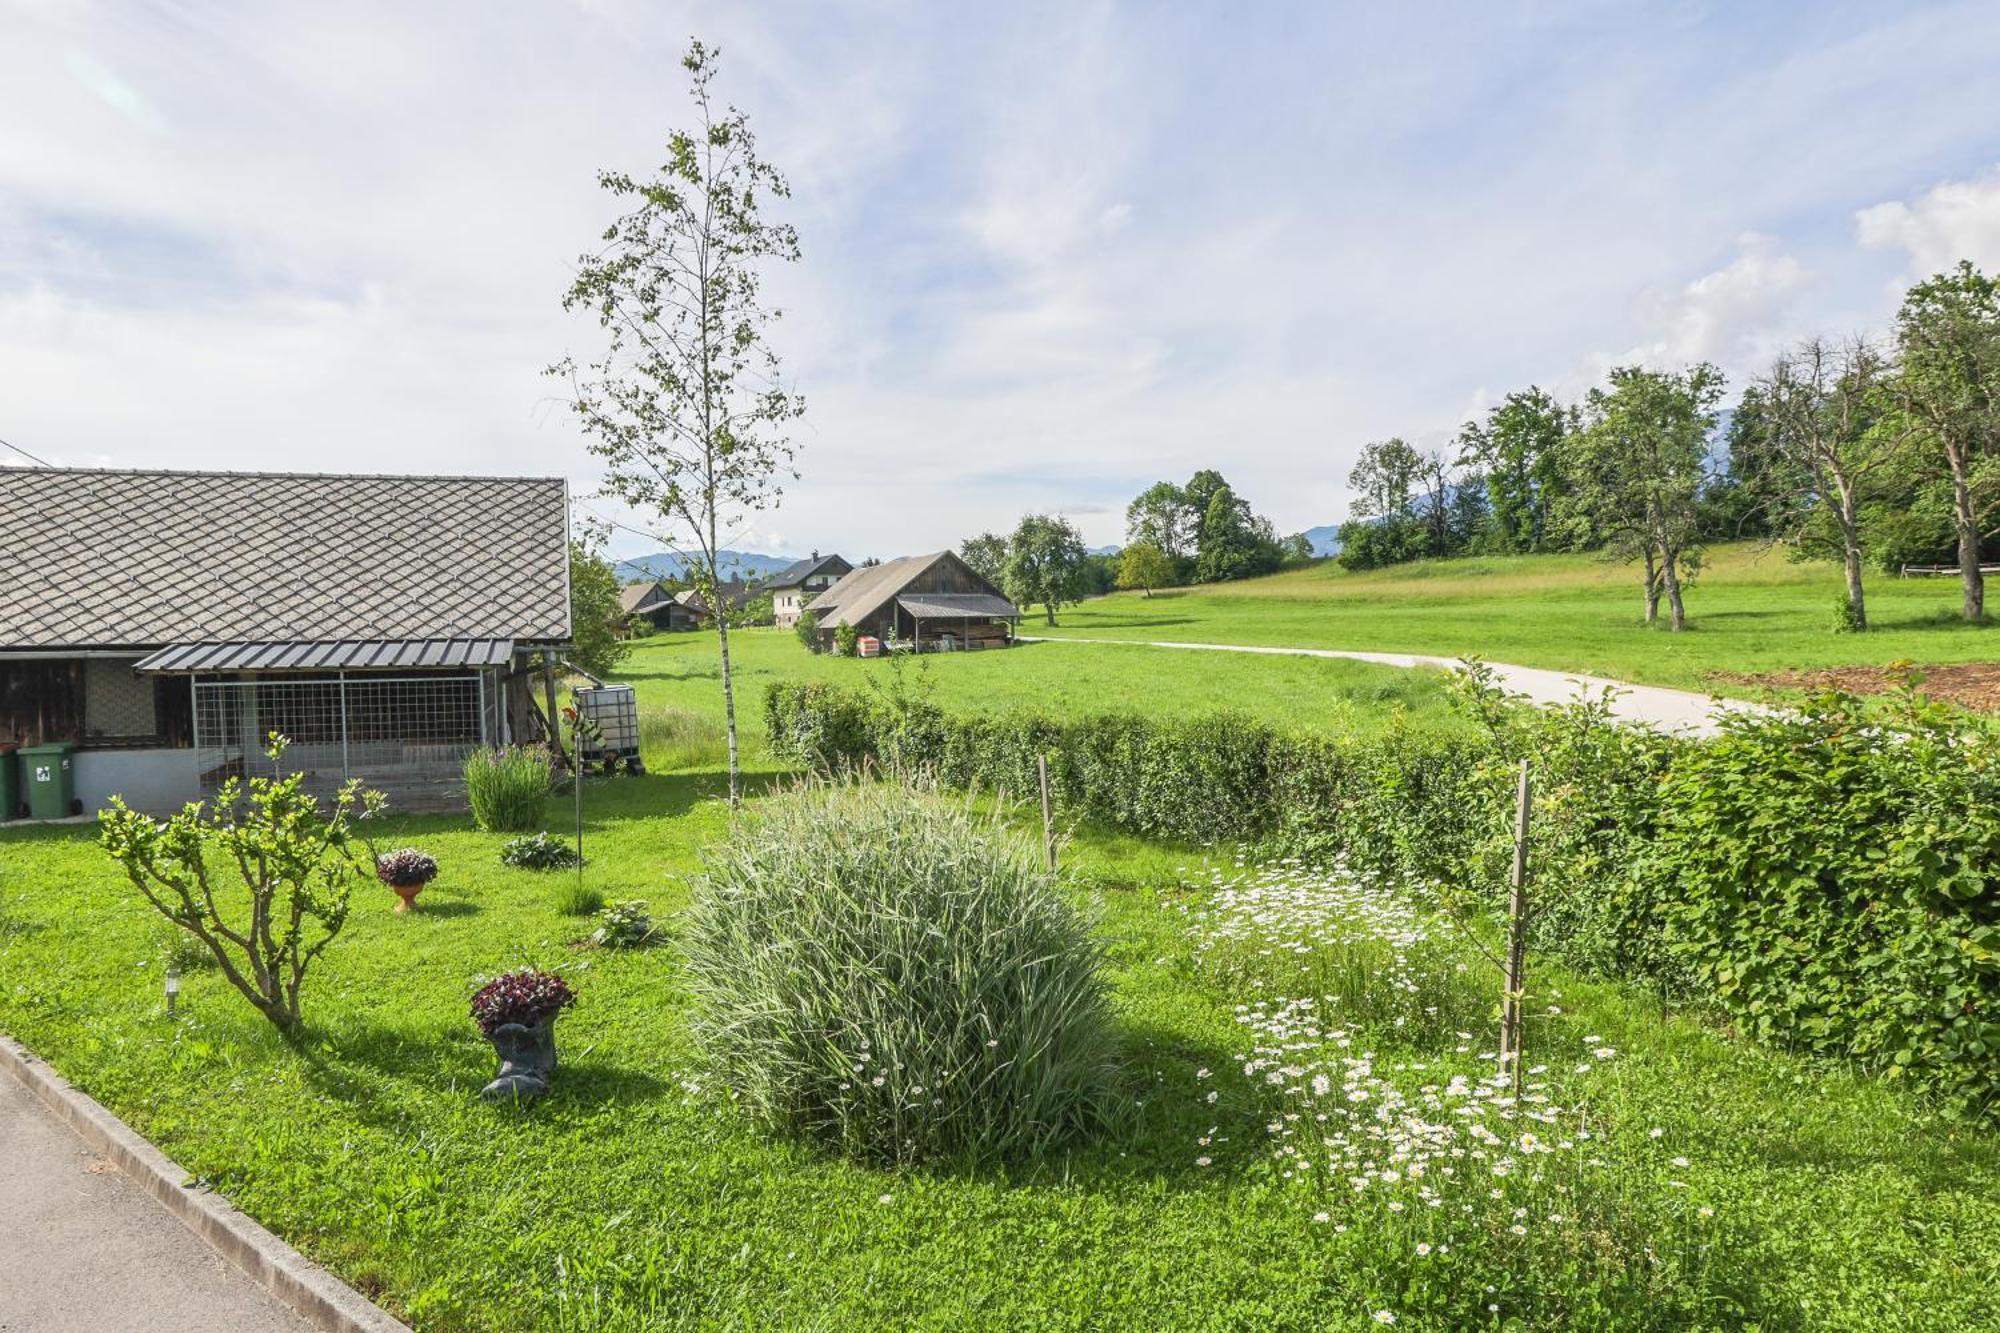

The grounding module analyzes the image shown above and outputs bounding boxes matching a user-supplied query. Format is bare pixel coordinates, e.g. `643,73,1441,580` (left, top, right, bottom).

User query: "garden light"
164,966,180,1017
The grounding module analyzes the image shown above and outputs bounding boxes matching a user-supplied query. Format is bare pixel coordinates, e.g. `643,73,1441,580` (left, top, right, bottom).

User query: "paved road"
1025,636,1759,736
0,1068,309,1333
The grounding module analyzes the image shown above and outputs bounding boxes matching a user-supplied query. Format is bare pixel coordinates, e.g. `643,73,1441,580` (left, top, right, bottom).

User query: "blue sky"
4,1,2000,559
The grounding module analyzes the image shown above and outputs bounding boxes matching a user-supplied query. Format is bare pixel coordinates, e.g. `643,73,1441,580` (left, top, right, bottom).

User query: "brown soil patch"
1712,662,2000,712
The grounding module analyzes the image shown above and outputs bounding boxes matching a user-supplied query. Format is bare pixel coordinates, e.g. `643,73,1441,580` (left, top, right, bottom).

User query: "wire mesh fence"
193,674,489,804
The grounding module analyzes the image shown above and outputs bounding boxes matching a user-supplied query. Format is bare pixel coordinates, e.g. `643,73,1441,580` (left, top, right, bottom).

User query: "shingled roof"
0,467,571,650
766,551,852,590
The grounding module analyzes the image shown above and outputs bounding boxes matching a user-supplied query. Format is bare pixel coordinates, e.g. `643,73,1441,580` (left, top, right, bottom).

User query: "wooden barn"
806,551,1020,652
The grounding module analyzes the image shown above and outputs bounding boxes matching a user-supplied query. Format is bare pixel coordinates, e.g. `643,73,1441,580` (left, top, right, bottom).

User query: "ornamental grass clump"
463,745,555,832
683,780,1120,1165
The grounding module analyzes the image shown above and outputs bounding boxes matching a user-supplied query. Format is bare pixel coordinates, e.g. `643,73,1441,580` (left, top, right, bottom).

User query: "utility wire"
0,433,56,467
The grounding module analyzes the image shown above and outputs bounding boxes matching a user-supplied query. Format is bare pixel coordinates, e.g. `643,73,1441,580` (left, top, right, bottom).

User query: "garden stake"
1500,758,1531,1094
1038,754,1056,871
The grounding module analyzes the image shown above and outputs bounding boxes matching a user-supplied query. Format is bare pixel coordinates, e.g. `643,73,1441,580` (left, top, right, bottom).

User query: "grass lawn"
1032,542,2000,695
616,629,1467,762
3,748,1998,1329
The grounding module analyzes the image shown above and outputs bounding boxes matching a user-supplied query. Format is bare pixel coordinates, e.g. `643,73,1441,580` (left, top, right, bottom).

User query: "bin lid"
18,742,75,755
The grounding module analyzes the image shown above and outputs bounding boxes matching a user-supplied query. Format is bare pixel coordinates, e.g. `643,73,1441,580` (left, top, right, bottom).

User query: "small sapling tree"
551,40,804,805
99,735,385,1034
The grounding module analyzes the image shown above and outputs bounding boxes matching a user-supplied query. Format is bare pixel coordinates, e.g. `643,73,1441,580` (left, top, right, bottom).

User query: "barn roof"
765,552,852,589
808,552,1017,629
0,467,571,649
895,593,1021,619
618,582,671,615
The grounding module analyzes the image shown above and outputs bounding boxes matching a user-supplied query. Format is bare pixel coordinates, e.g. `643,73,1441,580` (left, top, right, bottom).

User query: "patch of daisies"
1180,859,1712,1324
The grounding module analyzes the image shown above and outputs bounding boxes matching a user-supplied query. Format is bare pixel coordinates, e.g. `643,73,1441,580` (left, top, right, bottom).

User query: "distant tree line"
958,470,1315,624
1337,261,2000,631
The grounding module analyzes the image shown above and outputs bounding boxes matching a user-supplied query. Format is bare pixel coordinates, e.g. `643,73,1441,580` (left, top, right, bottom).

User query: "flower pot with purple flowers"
471,968,577,1102
376,848,439,912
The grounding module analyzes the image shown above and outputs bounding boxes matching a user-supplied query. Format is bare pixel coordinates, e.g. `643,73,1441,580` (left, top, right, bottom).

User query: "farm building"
674,581,760,623
806,551,1021,652
617,581,702,634
0,467,572,815
767,552,853,628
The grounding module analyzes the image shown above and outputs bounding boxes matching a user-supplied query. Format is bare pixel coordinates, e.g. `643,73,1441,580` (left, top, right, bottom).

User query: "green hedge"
764,676,2000,1119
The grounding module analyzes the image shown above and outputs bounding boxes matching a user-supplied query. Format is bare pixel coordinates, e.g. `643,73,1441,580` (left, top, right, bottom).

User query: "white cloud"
1857,167,2000,276
1608,234,1814,380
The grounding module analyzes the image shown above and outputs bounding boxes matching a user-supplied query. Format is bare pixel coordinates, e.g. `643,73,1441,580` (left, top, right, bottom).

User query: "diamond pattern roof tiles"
0,467,571,649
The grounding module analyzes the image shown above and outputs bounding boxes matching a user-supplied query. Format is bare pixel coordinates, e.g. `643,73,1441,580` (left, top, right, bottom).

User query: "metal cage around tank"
190,672,501,806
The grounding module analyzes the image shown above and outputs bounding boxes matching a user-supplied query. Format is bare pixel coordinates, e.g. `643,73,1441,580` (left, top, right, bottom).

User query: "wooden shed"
805,551,1021,652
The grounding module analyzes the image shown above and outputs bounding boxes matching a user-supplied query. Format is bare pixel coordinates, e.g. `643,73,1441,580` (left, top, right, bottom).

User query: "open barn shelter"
806,551,1021,652
0,467,572,814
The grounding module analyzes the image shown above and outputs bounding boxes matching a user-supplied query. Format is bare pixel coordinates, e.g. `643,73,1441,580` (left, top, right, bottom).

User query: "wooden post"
1499,758,1531,1093
1038,754,1056,872
573,707,585,897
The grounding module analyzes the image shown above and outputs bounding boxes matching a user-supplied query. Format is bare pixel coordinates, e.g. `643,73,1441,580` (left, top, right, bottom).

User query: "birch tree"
550,42,803,804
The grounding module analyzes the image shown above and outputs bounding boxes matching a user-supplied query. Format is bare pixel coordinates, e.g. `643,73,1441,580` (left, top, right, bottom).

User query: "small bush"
464,746,555,832
1831,591,1866,633
793,609,820,653
553,879,605,917
683,781,1120,1164
592,899,655,948
501,832,580,871
640,707,726,771
834,623,859,657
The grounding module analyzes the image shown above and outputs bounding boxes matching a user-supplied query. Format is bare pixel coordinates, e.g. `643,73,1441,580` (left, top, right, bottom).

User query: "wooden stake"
1038,754,1056,872
1499,758,1531,1093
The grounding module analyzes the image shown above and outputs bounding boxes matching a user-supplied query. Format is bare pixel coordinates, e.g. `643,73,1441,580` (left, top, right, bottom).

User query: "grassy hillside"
1034,542,2000,693
614,629,1465,767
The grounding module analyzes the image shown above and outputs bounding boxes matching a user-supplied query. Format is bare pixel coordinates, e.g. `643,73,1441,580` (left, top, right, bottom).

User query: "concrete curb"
0,1032,411,1333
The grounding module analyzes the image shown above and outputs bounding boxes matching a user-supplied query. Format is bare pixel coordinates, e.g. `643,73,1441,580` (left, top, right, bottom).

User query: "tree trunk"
1642,546,1660,624
1950,446,1984,621
1836,484,1867,631
1660,552,1686,631
717,612,741,806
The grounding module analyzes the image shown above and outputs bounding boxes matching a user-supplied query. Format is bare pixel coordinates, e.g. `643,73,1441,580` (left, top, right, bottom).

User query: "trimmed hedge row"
765,676,2000,1119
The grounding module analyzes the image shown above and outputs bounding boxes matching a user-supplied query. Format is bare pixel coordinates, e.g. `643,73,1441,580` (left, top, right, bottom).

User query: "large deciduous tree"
1567,364,1723,630
1124,481,1194,571
1004,513,1089,625
549,42,803,804
1457,387,1577,552
1892,261,2000,621
1754,337,1904,630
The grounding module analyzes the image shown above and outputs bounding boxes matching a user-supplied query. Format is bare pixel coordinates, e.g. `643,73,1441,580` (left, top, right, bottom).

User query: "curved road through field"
1022,636,1761,737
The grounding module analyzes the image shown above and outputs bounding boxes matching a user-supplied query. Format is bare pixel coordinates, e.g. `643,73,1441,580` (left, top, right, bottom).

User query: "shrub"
464,746,555,832
764,674,2000,1120
833,622,859,657
640,706,726,771
99,734,384,1033
592,900,655,948
501,832,580,871
794,609,820,652
471,968,576,1035
683,781,1120,1164
374,848,438,888
553,879,605,917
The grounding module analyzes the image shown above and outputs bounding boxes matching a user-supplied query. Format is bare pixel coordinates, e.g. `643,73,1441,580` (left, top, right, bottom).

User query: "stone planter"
391,882,427,912
480,1014,560,1102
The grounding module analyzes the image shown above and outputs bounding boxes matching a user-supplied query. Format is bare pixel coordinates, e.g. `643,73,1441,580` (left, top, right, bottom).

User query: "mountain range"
612,549,799,584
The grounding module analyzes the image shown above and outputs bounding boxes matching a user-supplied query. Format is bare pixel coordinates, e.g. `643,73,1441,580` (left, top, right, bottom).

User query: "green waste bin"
0,744,18,820
20,742,76,820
